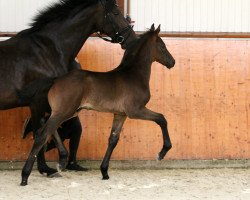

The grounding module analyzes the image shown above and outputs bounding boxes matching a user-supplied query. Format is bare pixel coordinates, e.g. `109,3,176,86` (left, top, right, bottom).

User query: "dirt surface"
0,169,249,200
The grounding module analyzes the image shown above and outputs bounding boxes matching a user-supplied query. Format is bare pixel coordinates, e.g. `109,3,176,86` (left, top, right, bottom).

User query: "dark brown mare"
26,24,175,182
0,0,136,185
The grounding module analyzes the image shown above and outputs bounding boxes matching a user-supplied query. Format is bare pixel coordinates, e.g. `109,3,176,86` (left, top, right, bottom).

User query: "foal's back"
49,67,149,116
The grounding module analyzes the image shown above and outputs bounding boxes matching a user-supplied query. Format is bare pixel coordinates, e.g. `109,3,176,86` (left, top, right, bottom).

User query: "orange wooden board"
0,38,249,161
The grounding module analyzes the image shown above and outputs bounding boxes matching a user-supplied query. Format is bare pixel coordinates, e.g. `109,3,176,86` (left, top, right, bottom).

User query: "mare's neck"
28,7,97,68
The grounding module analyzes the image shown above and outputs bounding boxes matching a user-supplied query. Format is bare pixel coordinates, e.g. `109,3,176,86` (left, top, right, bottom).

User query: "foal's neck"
122,41,154,84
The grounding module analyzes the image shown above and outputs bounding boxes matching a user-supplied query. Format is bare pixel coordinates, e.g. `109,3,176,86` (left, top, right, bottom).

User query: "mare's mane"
29,0,99,32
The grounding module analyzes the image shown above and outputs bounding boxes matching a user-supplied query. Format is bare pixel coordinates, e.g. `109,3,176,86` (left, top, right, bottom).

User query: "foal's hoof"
56,163,63,172
59,158,68,171
157,152,166,161
157,145,172,161
48,172,62,178
20,180,28,186
156,153,163,161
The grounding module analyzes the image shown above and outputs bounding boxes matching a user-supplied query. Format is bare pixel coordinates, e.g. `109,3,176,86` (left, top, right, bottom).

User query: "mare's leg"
128,108,172,160
100,114,127,180
21,116,62,186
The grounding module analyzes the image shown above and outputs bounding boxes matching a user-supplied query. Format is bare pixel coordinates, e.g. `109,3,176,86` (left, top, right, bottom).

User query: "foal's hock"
37,24,175,180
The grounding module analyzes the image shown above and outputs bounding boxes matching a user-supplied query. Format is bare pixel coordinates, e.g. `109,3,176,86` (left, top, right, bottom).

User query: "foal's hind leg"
29,104,58,177
100,114,127,180
52,131,68,170
21,125,50,186
127,108,172,160
21,117,63,186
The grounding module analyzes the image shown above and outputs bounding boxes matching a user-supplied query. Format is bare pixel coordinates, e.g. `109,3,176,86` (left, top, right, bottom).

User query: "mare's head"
95,0,136,49
30,0,136,49
144,24,175,69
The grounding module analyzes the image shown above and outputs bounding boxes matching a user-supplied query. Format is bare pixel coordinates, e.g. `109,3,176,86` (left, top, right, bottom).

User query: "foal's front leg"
128,108,172,160
100,114,127,180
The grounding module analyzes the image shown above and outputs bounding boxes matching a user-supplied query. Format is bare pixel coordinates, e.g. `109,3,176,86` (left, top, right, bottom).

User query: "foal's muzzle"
168,59,175,69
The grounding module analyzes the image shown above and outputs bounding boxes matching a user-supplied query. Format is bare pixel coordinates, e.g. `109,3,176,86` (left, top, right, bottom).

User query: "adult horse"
20,0,136,175
22,24,175,184
0,0,136,182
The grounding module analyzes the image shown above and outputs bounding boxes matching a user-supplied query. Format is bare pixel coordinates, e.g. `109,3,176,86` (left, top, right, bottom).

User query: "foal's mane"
114,30,155,71
29,0,99,31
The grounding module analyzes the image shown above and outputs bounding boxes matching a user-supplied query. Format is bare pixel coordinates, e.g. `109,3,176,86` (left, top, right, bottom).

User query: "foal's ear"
150,24,155,31
155,25,161,35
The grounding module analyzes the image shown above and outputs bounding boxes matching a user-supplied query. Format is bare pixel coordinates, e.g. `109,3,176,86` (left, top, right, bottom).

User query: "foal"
29,24,175,180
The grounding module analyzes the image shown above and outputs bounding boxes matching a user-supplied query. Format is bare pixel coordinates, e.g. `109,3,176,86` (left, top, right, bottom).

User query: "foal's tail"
18,77,55,105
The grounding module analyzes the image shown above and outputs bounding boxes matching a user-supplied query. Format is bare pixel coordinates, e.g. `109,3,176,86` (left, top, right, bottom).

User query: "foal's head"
146,24,175,69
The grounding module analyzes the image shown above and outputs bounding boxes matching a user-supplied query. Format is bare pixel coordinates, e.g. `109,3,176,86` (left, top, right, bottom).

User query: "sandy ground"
0,169,249,200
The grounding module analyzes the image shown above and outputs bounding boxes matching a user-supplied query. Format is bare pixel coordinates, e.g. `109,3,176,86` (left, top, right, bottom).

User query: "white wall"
0,0,57,32
1,0,250,33
130,0,250,32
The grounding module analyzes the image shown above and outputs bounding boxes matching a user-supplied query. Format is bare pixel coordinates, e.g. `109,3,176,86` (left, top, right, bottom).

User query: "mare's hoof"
20,180,28,186
102,175,110,180
38,167,58,177
48,172,62,178
66,163,88,171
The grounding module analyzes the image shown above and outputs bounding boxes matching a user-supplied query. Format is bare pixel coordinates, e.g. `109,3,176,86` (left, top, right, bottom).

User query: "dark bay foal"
27,24,175,181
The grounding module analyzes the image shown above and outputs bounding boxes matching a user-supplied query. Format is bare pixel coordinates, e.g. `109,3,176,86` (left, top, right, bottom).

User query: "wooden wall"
0,37,250,161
